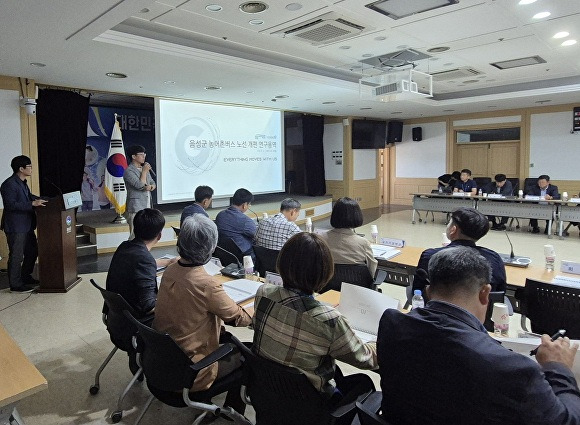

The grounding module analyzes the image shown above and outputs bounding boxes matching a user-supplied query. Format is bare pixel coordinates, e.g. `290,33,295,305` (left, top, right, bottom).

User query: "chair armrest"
373,269,388,288
190,343,234,372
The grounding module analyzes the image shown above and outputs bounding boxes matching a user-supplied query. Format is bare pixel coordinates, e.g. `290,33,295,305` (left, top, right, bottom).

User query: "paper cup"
370,225,378,234
243,255,254,269
544,244,555,257
262,212,269,219
305,217,312,226
491,302,509,336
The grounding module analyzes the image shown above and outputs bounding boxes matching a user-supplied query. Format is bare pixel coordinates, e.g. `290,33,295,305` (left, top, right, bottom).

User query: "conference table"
411,193,558,237
0,323,47,425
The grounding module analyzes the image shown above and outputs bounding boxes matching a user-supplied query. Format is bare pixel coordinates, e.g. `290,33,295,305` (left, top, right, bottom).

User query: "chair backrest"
90,279,141,352
214,237,244,265
324,263,374,293
356,400,390,425
237,343,335,425
483,291,505,332
523,279,580,338
473,177,492,189
506,178,519,195
253,245,279,277
124,311,196,394
523,177,537,194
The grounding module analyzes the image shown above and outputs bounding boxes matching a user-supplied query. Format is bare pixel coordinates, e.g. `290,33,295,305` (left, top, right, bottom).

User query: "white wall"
396,121,447,178
530,112,580,179
0,89,23,208
353,149,376,180
323,123,344,181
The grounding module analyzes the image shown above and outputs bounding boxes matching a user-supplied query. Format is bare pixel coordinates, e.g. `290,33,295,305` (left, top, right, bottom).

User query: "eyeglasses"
135,153,146,157
24,165,33,169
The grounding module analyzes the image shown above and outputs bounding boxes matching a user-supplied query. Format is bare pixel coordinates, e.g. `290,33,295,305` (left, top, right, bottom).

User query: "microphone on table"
504,230,515,259
216,245,244,279
248,208,259,223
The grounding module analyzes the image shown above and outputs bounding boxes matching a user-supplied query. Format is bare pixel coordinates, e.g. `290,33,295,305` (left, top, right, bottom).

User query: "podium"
36,192,83,293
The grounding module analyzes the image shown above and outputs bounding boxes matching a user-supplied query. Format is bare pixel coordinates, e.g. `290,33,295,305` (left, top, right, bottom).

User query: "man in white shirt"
254,198,301,251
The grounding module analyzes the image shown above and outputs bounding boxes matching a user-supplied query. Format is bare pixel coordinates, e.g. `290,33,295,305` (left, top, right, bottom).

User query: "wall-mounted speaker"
412,126,422,141
387,121,403,143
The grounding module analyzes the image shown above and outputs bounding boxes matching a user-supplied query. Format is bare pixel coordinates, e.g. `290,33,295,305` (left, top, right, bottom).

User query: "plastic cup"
262,212,269,219
491,303,509,337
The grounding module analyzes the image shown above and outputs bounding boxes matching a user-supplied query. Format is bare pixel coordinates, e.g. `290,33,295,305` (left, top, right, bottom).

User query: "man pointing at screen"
124,145,156,239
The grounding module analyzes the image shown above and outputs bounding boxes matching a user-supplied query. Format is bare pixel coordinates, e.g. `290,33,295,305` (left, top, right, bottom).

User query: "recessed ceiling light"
245,91,254,94
275,95,289,98
391,111,402,114
30,62,46,67
206,4,223,12
562,39,577,46
427,46,450,53
285,3,302,11
553,31,570,39
249,19,264,25
339,45,351,50
239,2,268,14
362,53,373,58
366,0,458,20
532,11,551,19
106,72,127,78
518,0,537,4
443,109,455,112
164,80,175,84
374,36,386,41
205,85,222,90
535,100,552,104
139,8,150,13
360,107,372,110
322,101,336,104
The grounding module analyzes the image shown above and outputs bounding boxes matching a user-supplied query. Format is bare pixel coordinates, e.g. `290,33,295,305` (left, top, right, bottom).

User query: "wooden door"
488,142,519,177
455,144,488,175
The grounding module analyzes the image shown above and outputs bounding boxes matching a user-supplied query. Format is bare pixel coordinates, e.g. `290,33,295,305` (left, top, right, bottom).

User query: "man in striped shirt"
254,198,301,251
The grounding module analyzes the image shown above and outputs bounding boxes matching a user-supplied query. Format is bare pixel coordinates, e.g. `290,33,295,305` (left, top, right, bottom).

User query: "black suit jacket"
106,239,157,316
0,174,39,233
378,301,580,425
484,180,513,196
529,184,560,199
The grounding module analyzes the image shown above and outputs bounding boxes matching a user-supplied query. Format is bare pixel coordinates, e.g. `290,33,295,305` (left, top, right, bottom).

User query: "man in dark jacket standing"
0,156,46,292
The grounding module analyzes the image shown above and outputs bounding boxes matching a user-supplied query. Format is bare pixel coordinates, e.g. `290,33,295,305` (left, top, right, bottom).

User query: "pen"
530,329,566,356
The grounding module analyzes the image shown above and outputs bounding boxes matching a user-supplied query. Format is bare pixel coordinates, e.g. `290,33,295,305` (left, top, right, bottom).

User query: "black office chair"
519,279,580,339
124,312,251,425
355,392,392,425
523,178,537,195
253,246,279,277
89,279,153,423
214,237,244,266
233,340,362,425
323,264,387,293
473,177,491,190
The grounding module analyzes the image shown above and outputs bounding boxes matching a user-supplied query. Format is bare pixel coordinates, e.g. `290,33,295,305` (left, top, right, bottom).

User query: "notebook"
370,244,402,261
337,283,401,343
222,278,264,303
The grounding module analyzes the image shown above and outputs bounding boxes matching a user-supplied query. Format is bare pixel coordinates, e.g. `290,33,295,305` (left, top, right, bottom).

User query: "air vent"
271,12,367,46
490,55,546,70
430,67,482,81
375,83,399,96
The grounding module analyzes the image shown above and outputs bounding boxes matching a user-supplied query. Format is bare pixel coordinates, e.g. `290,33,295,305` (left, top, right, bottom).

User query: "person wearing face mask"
123,145,156,239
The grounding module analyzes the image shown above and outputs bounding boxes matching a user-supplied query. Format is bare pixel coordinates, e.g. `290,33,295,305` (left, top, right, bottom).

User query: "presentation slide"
155,99,284,203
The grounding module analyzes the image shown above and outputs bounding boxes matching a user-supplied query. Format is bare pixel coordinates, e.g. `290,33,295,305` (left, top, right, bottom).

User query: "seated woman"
319,197,377,276
253,232,377,407
153,215,252,395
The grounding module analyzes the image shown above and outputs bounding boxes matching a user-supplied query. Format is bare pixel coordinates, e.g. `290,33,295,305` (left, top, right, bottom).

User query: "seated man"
529,174,560,234
377,247,580,425
215,188,257,260
412,207,506,297
180,185,213,225
254,198,301,251
106,208,173,317
484,174,513,230
453,168,477,194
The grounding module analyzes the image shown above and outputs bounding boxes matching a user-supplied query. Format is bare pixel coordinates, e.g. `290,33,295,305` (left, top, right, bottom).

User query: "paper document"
222,278,264,304
497,337,580,381
371,244,401,260
337,283,401,343
552,275,580,288
156,254,177,271
203,261,222,276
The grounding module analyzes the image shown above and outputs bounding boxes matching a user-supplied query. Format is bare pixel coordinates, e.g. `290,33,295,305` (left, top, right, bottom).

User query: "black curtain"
36,89,90,197
302,115,326,196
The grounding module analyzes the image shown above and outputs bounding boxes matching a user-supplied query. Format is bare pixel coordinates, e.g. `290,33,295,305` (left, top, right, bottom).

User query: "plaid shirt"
253,213,301,251
252,284,377,397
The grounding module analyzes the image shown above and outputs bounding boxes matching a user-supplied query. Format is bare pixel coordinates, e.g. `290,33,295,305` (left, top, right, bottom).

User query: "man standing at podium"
123,145,156,239
0,156,47,292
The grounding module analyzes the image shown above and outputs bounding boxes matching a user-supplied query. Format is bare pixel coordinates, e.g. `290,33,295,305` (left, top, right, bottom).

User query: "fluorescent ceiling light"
490,55,546,70
532,11,551,19
365,0,458,20
518,0,537,5
562,40,577,46
553,32,570,39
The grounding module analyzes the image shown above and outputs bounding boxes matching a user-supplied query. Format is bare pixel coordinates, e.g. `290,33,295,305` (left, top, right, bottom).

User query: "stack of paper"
222,278,264,303
371,244,401,260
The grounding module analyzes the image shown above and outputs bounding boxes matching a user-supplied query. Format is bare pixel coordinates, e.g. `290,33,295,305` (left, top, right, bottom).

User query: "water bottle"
438,186,443,194
478,188,483,196
305,217,312,233
411,290,424,309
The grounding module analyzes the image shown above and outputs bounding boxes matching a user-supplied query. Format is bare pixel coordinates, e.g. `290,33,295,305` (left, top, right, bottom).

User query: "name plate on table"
561,261,580,276
452,192,470,197
524,195,541,201
570,198,580,203
380,237,405,248
487,194,505,199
